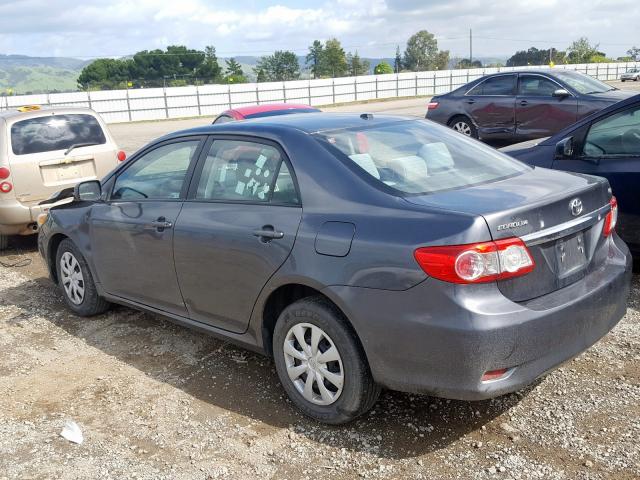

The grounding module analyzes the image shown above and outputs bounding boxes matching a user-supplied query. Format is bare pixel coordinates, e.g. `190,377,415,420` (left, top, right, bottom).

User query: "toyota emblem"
569,198,583,217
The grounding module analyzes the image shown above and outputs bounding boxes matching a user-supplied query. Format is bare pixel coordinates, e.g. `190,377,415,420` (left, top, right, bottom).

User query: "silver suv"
0,106,123,250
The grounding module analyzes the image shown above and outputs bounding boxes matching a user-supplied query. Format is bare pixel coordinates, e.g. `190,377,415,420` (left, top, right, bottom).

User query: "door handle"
253,225,284,242
147,216,173,231
520,100,529,106
465,98,475,104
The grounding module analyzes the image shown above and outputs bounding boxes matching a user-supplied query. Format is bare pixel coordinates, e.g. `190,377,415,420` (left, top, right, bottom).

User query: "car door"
552,103,640,249
173,137,303,333
463,74,516,138
516,74,578,140
90,137,204,316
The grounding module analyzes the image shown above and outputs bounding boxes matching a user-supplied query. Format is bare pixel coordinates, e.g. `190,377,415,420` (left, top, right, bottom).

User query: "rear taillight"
414,237,535,284
427,102,439,110
117,150,127,162
0,167,10,180
603,196,618,237
0,181,13,193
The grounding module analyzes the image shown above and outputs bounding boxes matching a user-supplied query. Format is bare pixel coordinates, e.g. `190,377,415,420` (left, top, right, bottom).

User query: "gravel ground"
0,239,638,480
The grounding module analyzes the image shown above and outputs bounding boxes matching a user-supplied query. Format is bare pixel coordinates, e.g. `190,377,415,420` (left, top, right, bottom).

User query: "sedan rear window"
11,114,107,155
315,120,529,195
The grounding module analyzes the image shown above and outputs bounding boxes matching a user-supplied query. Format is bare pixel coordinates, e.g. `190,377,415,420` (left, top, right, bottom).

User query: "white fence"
1,62,638,124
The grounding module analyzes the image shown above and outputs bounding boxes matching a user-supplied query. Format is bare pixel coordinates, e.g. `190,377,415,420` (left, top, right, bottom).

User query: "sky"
0,0,638,60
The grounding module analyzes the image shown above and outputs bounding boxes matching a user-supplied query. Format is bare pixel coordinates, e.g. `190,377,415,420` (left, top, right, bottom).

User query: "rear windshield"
314,120,529,195
11,114,107,155
244,108,319,119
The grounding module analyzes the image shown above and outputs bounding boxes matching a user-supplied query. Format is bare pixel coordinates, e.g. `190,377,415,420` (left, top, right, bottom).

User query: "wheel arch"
47,233,70,282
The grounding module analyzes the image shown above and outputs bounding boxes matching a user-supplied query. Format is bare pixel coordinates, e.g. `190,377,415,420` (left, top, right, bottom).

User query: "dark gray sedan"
427,69,634,142
38,114,631,424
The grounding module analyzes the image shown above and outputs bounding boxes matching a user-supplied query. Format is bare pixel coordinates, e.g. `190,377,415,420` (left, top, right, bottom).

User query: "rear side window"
11,114,106,155
315,120,529,195
467,75,516,96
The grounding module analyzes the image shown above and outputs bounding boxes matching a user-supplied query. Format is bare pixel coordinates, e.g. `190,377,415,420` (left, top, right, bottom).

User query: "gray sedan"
38,113,631,424
620,68,640,82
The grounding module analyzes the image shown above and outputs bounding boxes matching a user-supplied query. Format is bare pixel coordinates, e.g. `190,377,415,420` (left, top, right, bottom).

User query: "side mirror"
555,137,574,159
74,180,102,202
552,88,570,98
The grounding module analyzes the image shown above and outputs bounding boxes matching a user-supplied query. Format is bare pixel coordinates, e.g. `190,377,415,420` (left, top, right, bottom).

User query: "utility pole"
469,29,473,64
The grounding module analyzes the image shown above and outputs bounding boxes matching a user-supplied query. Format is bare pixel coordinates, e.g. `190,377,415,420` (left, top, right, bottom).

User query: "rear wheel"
448,115,478,139
273,296,380,424
56,238,110,316
0,235,8,251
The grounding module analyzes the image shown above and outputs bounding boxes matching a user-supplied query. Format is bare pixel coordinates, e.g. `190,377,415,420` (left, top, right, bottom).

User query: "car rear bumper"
0,199,45,235
325,235,632,400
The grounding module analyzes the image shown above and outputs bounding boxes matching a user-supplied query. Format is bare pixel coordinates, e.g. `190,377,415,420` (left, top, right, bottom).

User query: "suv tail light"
427,102,439,110
414,237,535,284
117,150,127,162
0,182,13,193
603,196,618,237
0,167,10,180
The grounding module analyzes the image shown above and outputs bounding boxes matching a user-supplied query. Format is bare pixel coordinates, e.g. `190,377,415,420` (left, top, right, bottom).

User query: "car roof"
168,112,413,138
230,103,318,117
0,106,99,122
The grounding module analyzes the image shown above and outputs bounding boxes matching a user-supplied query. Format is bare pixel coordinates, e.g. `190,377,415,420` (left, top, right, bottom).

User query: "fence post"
332,79,335,104
126,88,133,122
596,64,599,80
466,71,470,83
375,77,378,99
415,74,418,96
162,88,169,119
228,85,232,109
354,77,358,101
86,91,92,110
307,81,311,105
196,86,201,116
433,74,436,95
396,74,399,97
256,84,260,105
449,71,453,92
282,82,287,103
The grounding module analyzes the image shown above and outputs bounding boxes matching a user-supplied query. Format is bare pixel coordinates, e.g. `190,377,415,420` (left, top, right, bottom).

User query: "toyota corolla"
38,113,632,424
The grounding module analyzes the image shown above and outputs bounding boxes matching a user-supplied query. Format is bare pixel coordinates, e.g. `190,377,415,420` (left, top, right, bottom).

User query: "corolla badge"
569,198,583,217
497,219,529,231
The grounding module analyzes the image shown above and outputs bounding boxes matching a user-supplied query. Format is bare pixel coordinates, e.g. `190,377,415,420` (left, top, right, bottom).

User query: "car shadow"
1,270,537,461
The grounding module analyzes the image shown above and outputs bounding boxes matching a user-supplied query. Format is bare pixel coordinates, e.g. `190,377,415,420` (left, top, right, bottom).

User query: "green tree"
394,45,403,73
567,38,603,64
507,47,565,67
323,38,348,77
255,51,300,81
196,46,222,82
77,58,133,90
455,58,482,69
403,30,448,71
306,40,326,78
627,46,640,61
255,67,267,83
346,51,370,76
374,61,394,75
224,58,247,83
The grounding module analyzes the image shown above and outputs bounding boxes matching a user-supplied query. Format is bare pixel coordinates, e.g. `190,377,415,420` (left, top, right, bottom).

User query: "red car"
212,103,320,124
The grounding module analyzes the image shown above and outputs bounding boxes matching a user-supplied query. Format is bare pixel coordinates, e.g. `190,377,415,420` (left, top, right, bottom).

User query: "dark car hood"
404,167,609,240
588,89,636,102
499,137,550,154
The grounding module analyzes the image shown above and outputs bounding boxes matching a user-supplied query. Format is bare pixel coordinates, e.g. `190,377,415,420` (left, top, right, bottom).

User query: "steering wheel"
113,186,148,199
621,128,640,153
584,141,606,156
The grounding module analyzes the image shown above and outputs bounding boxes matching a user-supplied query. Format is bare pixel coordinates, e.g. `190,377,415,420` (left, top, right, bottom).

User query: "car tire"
0,234,8,251
56,238,110,316
621,79,626,82
448,115,478,138
273,296,381,424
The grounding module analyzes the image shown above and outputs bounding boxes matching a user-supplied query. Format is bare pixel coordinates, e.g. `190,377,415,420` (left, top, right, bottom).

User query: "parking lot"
1,81,640,479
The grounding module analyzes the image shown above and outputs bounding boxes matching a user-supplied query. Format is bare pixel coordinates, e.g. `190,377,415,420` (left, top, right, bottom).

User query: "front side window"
467,75,515,96
518,75,560,97
11,114,106,155
553,70,613,94
196,140,297,203
315,120,529,195
111,141,199,200
583,106,640,157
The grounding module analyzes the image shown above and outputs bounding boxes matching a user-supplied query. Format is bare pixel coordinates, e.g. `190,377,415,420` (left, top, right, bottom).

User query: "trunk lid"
405,167,611,301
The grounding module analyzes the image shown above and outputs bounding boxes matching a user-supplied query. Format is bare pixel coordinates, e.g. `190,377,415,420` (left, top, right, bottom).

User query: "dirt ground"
1,83,640,479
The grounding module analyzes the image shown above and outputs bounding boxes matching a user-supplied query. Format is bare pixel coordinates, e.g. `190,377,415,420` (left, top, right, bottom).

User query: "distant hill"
0,55,89,94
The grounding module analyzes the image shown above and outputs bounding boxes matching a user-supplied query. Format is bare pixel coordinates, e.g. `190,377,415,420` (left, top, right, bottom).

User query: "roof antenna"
360,113,373,120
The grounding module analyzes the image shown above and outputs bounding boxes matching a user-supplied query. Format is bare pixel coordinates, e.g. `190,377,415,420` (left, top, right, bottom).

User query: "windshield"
314,120,530,195
553,70,613,94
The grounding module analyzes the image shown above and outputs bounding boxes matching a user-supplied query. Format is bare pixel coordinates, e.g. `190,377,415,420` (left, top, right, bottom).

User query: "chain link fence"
1,62,638,123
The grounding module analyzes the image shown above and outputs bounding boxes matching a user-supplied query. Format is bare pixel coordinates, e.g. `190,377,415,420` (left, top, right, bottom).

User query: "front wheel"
56,238,110,316
448,115,478,138
273,296,380,424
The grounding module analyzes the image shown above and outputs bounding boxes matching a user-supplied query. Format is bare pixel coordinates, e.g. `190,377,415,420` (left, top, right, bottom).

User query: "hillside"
0,55,88,94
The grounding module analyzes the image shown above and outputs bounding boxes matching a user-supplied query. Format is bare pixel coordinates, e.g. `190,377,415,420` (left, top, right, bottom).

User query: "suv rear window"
315,120,529,195
11,114,107,155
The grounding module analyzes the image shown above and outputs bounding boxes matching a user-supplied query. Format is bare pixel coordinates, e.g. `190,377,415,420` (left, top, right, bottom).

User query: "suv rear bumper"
0,198,44,235
325,235,632,400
